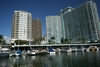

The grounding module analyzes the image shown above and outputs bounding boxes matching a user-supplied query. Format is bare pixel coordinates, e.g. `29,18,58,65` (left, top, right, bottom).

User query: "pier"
1,43,100,52
11,43,100,47
0,43,100,48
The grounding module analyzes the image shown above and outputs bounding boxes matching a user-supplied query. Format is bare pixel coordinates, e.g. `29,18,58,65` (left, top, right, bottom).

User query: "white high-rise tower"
11,10,32,42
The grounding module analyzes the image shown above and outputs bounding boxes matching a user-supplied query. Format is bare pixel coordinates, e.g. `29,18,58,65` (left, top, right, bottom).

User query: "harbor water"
0,52,100,67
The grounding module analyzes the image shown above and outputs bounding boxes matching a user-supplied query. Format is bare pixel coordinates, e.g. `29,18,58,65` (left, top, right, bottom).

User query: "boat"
36,49,49,55
67,48,72,53
60,49,67,53
55,48,61,54
48,48,56,55
26,50,38,56
0,48,10,57
25,41,38,56
10,49,22,57
26,49,49,56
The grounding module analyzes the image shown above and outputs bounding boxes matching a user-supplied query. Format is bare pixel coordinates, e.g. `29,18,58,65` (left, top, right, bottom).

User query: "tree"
48,37,56,44
15,40,29,45
51,37,55,40
78,37,86,43
0,35,6,45
0,35,3,44
61,38,72,44
97,40,100,43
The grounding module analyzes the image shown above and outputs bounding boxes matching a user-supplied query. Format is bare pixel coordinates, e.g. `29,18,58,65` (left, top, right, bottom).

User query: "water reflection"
0,52,100,67
0,57,9,67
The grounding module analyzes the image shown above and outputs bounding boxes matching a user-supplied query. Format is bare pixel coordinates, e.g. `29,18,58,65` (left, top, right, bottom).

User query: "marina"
0,51,100,67
0,0,100,67
0,44,100,57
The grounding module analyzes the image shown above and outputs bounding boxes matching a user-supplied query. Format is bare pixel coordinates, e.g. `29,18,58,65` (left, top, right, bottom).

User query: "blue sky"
0,0,100,37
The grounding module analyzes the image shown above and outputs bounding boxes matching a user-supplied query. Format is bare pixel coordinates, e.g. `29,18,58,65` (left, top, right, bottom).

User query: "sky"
0,0,100,37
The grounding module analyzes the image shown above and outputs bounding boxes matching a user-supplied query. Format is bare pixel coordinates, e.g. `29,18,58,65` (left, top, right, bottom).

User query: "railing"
0,43,100,48
11,43,100,47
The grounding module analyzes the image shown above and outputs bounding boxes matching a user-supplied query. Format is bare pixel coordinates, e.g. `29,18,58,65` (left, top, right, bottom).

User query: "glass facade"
60,1,100,43
46,16,62,43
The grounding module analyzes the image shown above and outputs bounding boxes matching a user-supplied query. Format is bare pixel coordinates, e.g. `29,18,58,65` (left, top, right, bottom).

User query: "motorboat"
10,49,22,57
48,48,56,55
0,48,10,57
36,49,49,55
67,48,72,53
26,50,38,56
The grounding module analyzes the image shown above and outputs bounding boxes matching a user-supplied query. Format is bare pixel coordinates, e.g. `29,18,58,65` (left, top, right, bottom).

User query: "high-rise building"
60,1,100,43
32,19,42,41
11,10,32,42
46,16,62,43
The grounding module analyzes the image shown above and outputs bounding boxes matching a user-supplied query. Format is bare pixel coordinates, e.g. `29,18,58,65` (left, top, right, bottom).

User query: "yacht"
36,49,49,55
26,50,38,56
48,48,56,55
10,49,22,57
0,47,10,57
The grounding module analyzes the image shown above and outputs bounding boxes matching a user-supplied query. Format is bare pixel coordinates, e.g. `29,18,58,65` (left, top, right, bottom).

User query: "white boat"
60,49,67,53
48,48,56,55
67,48,72,53
10,50,22,57
26,50,38,56
49,51,56,55
0,48,10,57
36,49,49,55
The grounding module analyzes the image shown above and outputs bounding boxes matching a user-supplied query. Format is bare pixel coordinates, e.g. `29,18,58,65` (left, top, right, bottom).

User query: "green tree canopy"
15,40,29,45
0,35,6,45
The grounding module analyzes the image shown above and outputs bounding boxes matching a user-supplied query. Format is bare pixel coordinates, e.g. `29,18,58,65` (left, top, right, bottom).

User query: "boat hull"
0,53,9,57
36,52,49,56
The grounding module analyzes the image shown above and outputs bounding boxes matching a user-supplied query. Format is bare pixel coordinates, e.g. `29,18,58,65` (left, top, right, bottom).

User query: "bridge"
0,43,100,48
13,43,99,46
1,43,100,51
11,43,100,48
